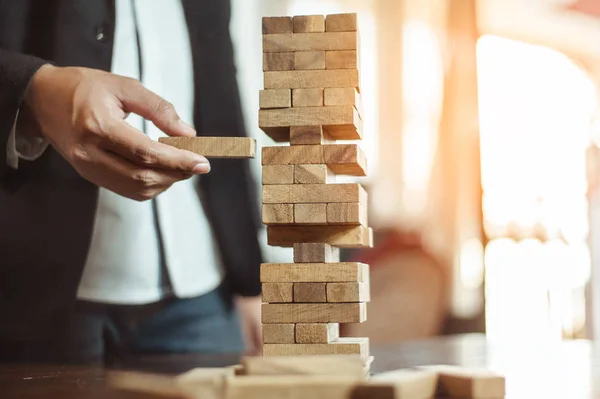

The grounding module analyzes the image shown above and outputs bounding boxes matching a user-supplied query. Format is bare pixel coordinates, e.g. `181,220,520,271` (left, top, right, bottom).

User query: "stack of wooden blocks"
258,13,372,364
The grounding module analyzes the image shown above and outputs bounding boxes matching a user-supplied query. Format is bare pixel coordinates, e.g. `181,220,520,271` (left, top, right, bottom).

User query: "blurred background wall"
229,0,600,343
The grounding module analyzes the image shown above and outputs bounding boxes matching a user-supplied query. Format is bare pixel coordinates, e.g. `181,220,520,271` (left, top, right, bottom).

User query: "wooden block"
324,87,360,106
260,262,368,283
263,32,357,52
262,323,295,344
292,88,323,107
267,225,373,248
262,337,369,357
241,355,364,377
293,15,325,33
263,52,295,71
327,282,370,302
289,126,327,146
325,50,357,69
259,89,291,109
261,282,293,303
261,116,362,143
262,165,294,185
262,184,365,204
418,365,506,399
262,17,293,34
327,202,368,226
325,13,358,32
294,204,327,224
158,137,255,158
364,369,439,399
262,145,324,165
294,51,326,70
293,283,327,302
263,70,358,89
323,143,367,176
296,323,339,343
263,144,365,176
294,164,329,184
262,204,293,224
262,303,366,323
293,243,340,263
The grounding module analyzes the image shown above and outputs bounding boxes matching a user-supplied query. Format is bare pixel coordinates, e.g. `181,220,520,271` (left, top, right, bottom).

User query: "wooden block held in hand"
294,51,326,70
326,50,357,69
263,52,295,71
260,89,291,109
292,88,323,107
418,365,506,399
262,282,293,303
289,126,324,145
296,323,339,343
261,262,368,283
263,337,369,357
262,204,294,224
263,17,293,34
294,164,330,184
241,355,364,377
262,145,324,165
293,15,325,33
294,203,327,224
263,70,358,90
293,282,327,302
262,323,295,344
263,32,358,52
262,303,366,323
327,282,370,302
267,225,373,248
327,202,368,226
262,165,294,185
293,243,340,263
326,13,358,32
158,137,256,158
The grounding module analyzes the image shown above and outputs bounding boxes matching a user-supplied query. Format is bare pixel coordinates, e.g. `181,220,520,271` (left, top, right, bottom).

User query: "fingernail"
178,120,196,136
192,161,211,174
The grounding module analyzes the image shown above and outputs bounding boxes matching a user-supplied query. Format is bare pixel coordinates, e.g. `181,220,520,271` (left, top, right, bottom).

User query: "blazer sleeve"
0,49,47,179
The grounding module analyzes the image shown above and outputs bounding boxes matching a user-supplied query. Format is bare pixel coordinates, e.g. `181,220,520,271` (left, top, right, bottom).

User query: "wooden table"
1,334,598,398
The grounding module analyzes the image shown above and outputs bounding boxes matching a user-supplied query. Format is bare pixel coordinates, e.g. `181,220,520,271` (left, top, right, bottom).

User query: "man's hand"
20,64,210,201
235,295,263,355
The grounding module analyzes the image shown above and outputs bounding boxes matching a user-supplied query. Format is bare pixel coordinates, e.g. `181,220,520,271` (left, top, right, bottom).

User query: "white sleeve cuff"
6,110,49,169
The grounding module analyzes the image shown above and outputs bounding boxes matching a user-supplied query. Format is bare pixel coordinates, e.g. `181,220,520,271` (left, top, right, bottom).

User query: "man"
0,0,263,363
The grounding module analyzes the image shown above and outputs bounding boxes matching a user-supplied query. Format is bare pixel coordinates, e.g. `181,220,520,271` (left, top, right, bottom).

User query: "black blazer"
0,0,263,341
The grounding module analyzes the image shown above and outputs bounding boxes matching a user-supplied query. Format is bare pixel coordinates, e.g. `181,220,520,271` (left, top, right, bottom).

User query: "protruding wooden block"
259,89,291,109
296,323,339,343
241,355,364,377
323,144,367,176
262,282,293,303
293,283,327,302
267,225,373,248
263,32,358,52
418,365,506,399
260,262,369,283
262,17,293,34
293,15,325,33
263,52,295,71
262,303,366,323
262,184,365,204
325,13,358,32
294,164,330,184
294,51,326,70
158,137,255,158
263,70,358,89
293,243,340,263
262,323,295,344
262,204,294,224
327,202,368,226
263,145,365,175
326,50,357,69
294,203,327,225
263,337,369,357
289,126,324,146
262,165,294,185
327,282,370,302
292,88,323,107
262,145,323,165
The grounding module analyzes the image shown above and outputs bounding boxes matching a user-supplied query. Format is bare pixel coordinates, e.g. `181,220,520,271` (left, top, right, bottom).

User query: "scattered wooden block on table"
327,202,368,226
262,204,294,224
294,164,332,184
262,165,294,185
263,337,369,357
261,282,294,303
241,355,364,377
259,89,291,109
294,203,327,224
292,88,324,107
261,262,368,283
293,282,327,302
323,143,367,176
158,137,256,158
293,15,325,33
365,369,439,399
263,70,358,89
262,323,295,344
293,243,340,263
326,50,358,69
263,32,358,52
267,225,373,248
263,52,295,71
294,51,326,70
261,303,366,323
325,13,358,32
327,282,370,302
226,375,364,399
262,16,293,34
418,365,506,399
262,183,366,204
295,323,339,343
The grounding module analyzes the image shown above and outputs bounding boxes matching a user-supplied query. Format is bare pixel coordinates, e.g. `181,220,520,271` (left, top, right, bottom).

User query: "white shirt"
7,0,223,305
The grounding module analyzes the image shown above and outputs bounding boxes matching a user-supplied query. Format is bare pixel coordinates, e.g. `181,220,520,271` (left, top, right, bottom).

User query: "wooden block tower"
258,13,372,362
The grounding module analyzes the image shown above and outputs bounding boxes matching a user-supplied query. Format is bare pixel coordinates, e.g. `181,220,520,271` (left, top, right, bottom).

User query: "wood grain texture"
226,375,364,399
262,145,324,165
262,184,365,204
263,144,365,176
292,88,323,107
293,283,327,302
324,87,360,106
262,303,367,323
293,15,325,33
294,51,325,70
289,126,323,145
263,70,358,89
323,143,367,176
327,202,368,226
262,324,295,344
158,137,255,158
262,17,293,34
261,114,362,142
325,13,358,32
294,164,329,184
260,262,369,283
263,32,358,52
262,204,294,224
262,165,294,185
261,282,293,303
368,369,439,399
418,365,506,399
295,323,340,343
259,89,291,109
267,225,373,248
293,243,340,263
262,337,369,357
241,355,364,377
327,282,370,302
326,50,357,69
294,203,327,224
263,52,295,71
